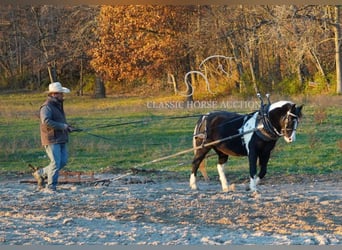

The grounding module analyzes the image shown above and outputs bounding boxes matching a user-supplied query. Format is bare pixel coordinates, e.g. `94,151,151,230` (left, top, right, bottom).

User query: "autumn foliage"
0,5,341,96
90,6,194,84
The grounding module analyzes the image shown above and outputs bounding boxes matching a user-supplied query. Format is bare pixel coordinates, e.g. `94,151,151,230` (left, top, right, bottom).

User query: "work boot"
43,186,57,194
32,170,45,190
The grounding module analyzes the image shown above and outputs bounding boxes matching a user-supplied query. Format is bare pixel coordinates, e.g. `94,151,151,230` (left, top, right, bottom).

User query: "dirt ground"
0,171,341,245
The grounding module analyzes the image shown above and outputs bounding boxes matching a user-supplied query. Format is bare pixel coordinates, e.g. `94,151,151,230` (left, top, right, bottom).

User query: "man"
32,82,73,192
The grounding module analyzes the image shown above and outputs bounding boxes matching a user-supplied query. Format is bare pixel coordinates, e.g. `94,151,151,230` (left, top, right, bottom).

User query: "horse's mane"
269,101,294,111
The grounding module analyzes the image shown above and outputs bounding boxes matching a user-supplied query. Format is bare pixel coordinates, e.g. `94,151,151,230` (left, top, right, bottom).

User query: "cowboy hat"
48,82,70,93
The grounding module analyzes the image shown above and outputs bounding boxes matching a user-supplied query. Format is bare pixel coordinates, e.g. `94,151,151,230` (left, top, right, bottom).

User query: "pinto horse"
189,100,303,192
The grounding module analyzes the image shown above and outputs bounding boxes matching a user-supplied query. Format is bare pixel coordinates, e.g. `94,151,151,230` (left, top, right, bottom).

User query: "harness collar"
256,112,280,141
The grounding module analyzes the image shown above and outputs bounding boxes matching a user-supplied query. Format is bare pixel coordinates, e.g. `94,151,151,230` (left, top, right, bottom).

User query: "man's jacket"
40,96,69,145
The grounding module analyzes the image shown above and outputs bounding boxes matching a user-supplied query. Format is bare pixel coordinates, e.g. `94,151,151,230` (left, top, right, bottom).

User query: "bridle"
256,106,298,141
282,110,299,136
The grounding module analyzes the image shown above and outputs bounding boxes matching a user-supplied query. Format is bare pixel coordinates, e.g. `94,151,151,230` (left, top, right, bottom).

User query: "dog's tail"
28,163,39,172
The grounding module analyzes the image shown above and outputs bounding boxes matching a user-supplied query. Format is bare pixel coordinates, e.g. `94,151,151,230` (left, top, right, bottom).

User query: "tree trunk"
335,6,342,94
247,48,259,93
228,37,244,93
310,49,329,89
79,55,84,96
48,62,58,82
274,53,282,83
94,76,106,98
185,53,194,103
31,6,58,83
297,54,309,87
244,39,259,94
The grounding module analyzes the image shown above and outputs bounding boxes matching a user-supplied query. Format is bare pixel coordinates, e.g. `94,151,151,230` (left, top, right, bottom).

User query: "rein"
72,114,202,142
84,114,201,131
91,126,261,185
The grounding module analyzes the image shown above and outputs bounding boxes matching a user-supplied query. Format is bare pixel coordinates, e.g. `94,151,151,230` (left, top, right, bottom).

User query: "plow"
20,169,96,185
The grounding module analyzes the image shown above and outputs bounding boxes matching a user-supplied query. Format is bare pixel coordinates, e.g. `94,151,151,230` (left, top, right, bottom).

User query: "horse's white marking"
284,113,298,143
269,100,293,111
193,123,199,150
249,176,260,192
284,127,296,143
189,173,197,190
191,123,199,190
217,163,229,192
239,112,258,154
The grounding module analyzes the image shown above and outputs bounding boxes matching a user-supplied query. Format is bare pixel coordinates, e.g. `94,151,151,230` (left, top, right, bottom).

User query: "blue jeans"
40,143,68,190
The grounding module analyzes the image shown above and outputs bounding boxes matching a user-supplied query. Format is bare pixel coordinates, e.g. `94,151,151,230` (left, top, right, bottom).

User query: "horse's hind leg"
190,147,211,190
193,140,209,182
199,161,209,182
193,121,209,182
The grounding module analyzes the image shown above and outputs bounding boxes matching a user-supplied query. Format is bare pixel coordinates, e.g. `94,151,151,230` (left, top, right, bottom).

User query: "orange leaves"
89,6,193,83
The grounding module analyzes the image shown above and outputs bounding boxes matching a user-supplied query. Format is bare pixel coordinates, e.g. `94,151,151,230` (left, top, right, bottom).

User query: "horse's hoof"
229,184,236,192
245,185,259,194
250,191,261,198
223,184,235,192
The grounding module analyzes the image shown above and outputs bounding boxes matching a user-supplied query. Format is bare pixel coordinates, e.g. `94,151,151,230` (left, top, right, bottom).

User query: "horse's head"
268,101,303,143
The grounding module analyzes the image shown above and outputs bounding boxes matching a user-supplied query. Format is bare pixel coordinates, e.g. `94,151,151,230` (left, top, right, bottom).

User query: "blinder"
281,110,299,136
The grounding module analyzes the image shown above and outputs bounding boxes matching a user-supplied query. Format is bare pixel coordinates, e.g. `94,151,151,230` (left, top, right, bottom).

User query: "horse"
189,98,303,192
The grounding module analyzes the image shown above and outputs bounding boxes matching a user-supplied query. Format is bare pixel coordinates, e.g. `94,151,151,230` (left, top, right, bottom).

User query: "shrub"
274,76,303,95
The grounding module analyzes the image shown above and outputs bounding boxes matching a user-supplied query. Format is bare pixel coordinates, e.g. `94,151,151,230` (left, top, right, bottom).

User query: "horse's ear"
295,104,303,118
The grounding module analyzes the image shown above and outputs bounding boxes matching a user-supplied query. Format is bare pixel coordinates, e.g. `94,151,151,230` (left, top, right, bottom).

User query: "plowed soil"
0,172,341,245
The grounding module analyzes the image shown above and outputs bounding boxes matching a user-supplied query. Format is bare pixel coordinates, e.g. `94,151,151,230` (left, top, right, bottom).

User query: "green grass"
0,93,341,179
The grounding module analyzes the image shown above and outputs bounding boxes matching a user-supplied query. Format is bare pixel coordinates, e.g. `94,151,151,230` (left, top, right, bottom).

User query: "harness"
193,114,208,147
240,102,299,153
256,104,299,141
239,103,280,148
255,104,280,141
239,112,259,154
193,96,299,153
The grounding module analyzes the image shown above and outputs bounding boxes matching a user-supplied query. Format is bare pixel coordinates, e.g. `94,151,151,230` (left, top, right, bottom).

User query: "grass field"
0,92,341,180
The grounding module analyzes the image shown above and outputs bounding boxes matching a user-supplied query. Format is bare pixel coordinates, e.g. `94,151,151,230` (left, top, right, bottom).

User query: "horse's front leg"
248,149,260,192
190,160,200,190
217,154,229,192
258,150,271,180
215,150,236,192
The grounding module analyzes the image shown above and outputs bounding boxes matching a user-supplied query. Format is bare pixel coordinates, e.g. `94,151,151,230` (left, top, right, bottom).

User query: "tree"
334,5,342,94
90,6,196,89
30,6,58,82
0,5,99,90
0,6,26,88
0,5,340,95
29,6,99,85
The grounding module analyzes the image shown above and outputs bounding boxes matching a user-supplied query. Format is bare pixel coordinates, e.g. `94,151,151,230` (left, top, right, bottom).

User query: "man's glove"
64,124,83,132
67,126,83,132
67,126,74,132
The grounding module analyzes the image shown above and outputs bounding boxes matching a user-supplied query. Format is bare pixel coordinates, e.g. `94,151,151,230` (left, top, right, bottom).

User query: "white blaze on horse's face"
270,101,298,144
283,108,299,143
284,119,297,143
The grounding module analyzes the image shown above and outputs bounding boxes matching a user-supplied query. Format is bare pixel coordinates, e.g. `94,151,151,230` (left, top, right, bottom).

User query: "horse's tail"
193,116,210,182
